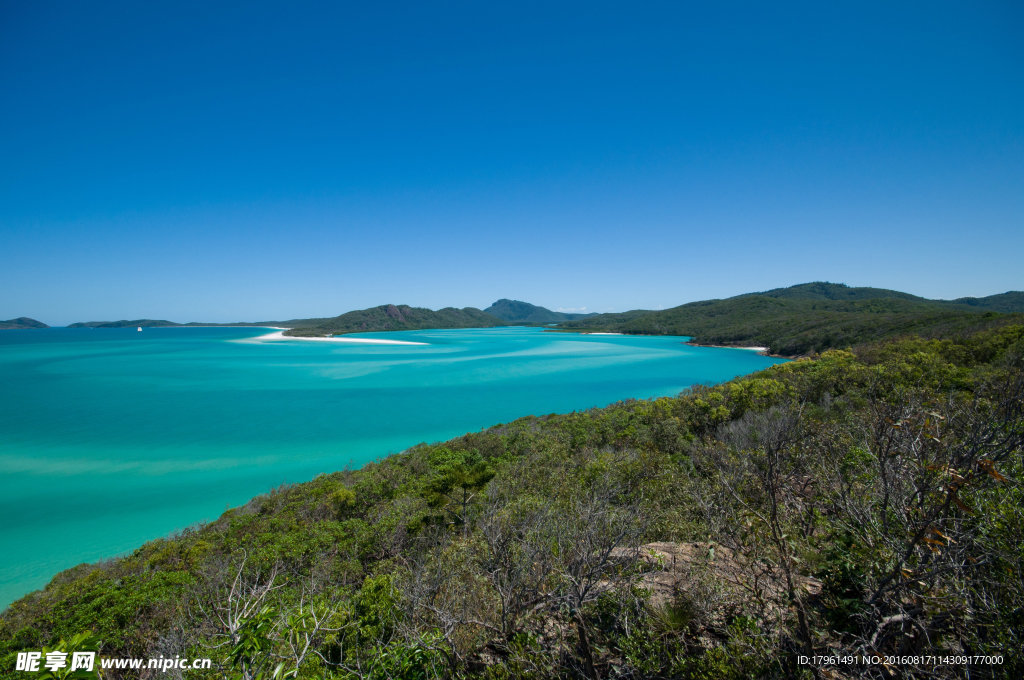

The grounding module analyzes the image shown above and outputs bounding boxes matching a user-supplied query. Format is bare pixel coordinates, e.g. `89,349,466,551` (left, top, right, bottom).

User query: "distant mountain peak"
383,304,407,322
484,299,594,324
749,282,924,302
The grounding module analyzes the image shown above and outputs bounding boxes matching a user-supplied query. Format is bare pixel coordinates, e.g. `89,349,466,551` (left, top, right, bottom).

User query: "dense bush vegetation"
3,324,1023,678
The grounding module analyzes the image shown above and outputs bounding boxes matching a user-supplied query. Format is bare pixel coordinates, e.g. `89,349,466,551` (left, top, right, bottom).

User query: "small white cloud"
555,306,588,313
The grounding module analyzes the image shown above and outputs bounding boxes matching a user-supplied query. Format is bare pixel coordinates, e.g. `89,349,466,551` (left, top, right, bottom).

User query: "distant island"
65,319,311,329
282,299,598,336
67,319,182,329
0,317,48,329
282,304,504,336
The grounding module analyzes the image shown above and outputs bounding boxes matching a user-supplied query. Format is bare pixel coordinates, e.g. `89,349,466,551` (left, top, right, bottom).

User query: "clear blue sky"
2,1,1021,325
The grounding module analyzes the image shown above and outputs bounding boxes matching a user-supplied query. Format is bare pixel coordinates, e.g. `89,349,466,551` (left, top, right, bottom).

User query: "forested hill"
558,282,1024,356
0,317,48,329
484,299,594,323
3,324,1022,678
750,282,928,302
751,282,1024,311
950,291,1024,313
284,304,505,336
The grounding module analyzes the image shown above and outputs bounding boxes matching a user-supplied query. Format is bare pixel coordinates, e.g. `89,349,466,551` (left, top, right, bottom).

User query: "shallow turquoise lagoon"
0,326,785,607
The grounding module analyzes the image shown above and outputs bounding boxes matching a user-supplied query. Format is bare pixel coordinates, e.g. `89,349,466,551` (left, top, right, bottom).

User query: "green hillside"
750,281,926,302
3,324,1022,679
484,299,593,324
752,282,1024,311
284,304,505,336
950,291,1024,313
560,283,1024,356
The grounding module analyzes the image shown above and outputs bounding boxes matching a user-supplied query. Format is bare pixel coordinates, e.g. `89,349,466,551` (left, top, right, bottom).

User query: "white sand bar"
686,341,771,352
251,330,428,346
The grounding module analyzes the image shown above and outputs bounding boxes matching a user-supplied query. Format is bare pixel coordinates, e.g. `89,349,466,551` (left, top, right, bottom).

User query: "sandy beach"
249,330,428,346
686,341,770,353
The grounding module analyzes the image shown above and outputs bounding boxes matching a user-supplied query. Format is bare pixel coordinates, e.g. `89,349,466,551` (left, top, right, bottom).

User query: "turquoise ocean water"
0,326,785,608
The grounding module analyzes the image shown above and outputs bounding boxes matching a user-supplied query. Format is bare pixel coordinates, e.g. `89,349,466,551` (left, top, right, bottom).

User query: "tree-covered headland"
283,305,505,337
2,320,1022,679
559,283,1024,356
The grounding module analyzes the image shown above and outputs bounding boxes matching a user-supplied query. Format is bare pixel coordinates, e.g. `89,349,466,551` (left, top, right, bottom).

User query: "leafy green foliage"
230,606,278,676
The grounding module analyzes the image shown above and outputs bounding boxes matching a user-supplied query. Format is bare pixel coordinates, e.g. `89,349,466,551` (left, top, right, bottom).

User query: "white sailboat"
137,326,142,332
